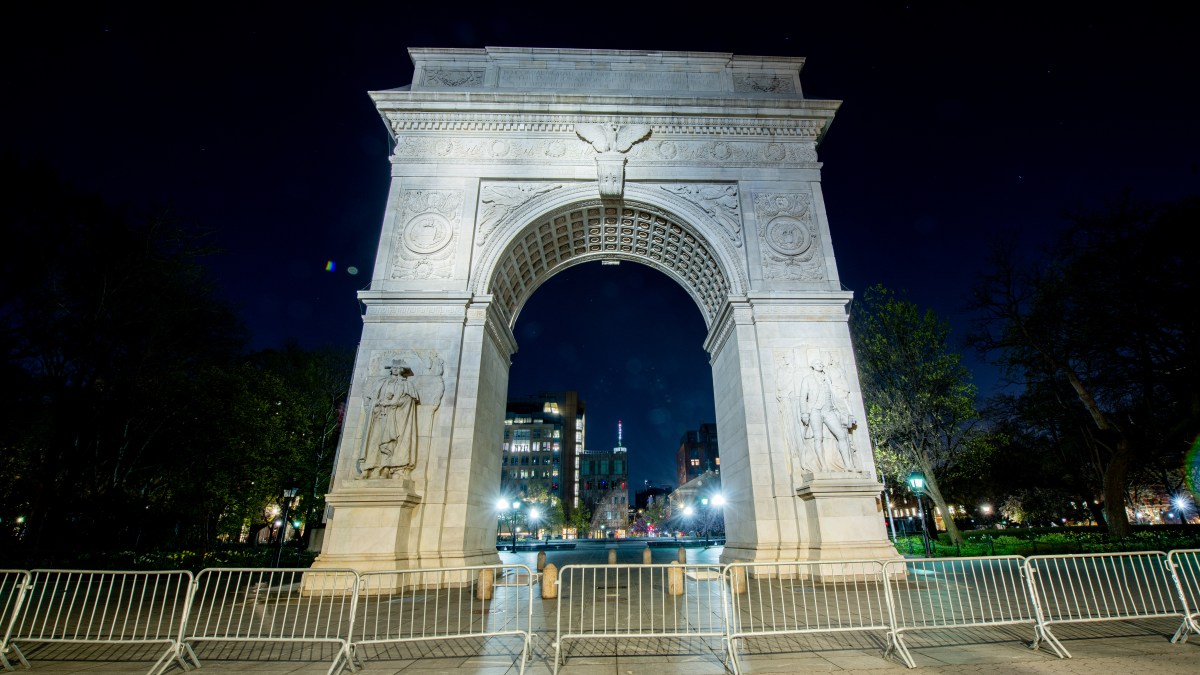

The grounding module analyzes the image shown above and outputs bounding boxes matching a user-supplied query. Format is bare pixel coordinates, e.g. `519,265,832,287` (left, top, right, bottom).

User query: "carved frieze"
392,135,817,166
477,183,563,247
752,191,825,281
661,184,742,247
391,190,463,280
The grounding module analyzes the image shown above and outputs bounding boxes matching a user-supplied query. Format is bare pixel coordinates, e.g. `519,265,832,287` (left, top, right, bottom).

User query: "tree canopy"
970,197,1200,536
851,284,994,545
0,161,351,560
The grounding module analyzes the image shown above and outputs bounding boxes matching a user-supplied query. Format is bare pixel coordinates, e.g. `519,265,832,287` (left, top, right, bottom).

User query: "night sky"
6,4,1198,492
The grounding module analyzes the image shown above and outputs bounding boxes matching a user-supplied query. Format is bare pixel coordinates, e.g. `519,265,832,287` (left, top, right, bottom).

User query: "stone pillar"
313,295,515,574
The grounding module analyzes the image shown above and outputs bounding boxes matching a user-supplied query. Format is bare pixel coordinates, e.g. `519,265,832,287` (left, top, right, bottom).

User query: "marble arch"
313,47,896,574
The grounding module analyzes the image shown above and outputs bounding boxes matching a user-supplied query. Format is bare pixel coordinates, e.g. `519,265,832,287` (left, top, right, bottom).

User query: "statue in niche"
799,351,859,472
357,352,445,479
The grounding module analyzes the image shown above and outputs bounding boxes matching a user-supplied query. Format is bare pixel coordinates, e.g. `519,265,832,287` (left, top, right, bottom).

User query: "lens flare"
325,260,336,272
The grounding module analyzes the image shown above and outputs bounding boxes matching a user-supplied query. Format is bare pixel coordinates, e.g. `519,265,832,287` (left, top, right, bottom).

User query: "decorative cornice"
384,112,827,138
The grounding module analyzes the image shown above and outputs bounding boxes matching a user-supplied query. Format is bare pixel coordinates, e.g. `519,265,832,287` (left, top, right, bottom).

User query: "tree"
851,284,992,546
567,503,592,538
0,160,247,553
970,197,1200,538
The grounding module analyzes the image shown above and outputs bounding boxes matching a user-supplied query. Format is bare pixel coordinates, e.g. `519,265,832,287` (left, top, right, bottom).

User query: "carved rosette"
752,192,825,281
391,190,463,280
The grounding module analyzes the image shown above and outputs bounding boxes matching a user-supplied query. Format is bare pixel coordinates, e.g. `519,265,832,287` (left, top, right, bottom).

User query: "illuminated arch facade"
314,48,895,572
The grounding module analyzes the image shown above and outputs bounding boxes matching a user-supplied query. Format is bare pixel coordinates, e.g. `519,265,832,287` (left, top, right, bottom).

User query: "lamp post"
274,487,299,567
496,499,522,550
528,508,540,543
906,471,933,558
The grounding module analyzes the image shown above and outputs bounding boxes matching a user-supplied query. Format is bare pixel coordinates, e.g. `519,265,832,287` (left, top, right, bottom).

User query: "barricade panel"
554,564,726,675
5,569,192,675
1167,549,1200,643
0,570,33,670
185,567,357,675
883,556,1038,667
724,560,889,674
1025,551,1183,658
354,565,532,675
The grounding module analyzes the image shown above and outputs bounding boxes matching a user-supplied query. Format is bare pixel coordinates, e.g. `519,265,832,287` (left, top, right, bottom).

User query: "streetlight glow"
712,494,726,506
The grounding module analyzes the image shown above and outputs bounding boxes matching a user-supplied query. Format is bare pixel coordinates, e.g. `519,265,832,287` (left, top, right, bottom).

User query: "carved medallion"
403,213,453,254
391,190,462,280
752,191,825,281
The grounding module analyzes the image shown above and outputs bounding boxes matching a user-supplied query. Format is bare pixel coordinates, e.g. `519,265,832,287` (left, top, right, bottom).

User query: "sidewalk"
10,618,1196,674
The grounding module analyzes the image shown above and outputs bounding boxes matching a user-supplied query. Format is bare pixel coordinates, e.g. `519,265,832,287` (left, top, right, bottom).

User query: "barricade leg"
0,643,29,671
884,631,917,669
1170,615,1199,644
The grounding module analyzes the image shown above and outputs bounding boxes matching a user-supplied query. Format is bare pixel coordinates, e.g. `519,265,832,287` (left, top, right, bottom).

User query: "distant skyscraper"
578,421,629,531
501,391,585,513
676,423,719,486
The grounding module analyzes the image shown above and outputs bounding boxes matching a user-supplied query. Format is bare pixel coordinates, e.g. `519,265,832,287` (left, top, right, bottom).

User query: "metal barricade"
1025,551,1184,657
354,565,533,675
554,563,727,675
724,560,891,674
1167,549,1200,643
185,567,358,675
883,556,1041,667
0,571,33,670
2,569,193,675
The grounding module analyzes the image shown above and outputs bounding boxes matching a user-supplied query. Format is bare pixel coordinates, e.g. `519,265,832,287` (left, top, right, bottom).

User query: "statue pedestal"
310,478,424,574
796,471,901,578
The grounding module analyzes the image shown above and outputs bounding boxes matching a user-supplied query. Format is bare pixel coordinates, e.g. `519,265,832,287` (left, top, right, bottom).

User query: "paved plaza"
9,621,1197,674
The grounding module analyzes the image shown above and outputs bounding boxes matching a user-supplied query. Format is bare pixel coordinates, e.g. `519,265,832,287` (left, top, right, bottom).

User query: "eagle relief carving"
575,123,652,199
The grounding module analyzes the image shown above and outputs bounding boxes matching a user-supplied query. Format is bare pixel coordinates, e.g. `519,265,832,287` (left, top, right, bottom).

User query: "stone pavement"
10,618,1197,674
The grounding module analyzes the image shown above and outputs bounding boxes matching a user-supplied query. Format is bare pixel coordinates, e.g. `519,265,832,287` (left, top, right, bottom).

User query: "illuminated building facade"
676,423,719,486
579,421,630,531
501,391,585,512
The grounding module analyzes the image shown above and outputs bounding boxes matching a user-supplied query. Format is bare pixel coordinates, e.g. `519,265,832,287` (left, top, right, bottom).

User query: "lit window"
715,457,720,465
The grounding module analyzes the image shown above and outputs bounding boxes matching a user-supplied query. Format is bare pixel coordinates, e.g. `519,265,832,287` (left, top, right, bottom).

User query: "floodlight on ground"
496,498,509,510
712,494,726,506
529,508,540,521
683,506,694,517
980,503,992,515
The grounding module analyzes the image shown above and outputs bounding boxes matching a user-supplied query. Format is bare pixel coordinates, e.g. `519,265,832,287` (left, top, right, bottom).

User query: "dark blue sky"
5,3,1198,492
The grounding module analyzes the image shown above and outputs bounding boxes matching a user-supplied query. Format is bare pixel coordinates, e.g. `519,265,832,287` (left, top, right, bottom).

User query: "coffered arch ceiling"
486,200,732,329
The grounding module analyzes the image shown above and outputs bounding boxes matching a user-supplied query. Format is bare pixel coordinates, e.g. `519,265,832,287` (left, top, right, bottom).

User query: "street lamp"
496,499,522,550
274,487,299,567
528,508,541,541
906,471,933,558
